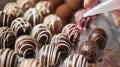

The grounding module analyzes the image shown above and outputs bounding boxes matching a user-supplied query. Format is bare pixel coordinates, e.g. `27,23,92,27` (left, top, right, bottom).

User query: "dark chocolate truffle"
0,11,10,27
66,0,83,10
11,17,32,37
15,35,36,58
4,5,23,23
17,0,37,11
51,33,72,57
24,8,43,26
74,9,93,30
20,59,44,67
31,24,51,44
0,27,16,49
43,14,63,34
0,48,18,67
4,2,17,10
55,4,75,25
63,54,88,67
79,40,99,63
47,0,64,9
89,28,108,50
62,24,80,46
35,1,54,18
39,45,61,67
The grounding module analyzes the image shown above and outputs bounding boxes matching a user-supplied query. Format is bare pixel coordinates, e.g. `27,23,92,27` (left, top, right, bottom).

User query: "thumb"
84,0,98,8
111,9,120,26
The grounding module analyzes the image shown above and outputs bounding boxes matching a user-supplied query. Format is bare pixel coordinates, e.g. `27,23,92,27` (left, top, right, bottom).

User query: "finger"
111,9,120,26
84,0,98,8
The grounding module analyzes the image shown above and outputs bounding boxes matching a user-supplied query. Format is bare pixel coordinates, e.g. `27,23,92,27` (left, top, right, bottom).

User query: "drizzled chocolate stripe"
63,54,88,67
15,35,36,58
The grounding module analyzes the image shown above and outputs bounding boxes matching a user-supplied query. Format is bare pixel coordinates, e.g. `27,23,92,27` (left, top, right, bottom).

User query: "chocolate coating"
11,17,32,37
79,40,99,63
31,24,51,44
74,9,93,30
0,48,18,67
20,59,44,67
89,28,108,50
43,14,63,34
35,1,54,18
39,45,61,67
51,33,72,57
63,54,88,67
66,0,83,10
24,8,43,26
0,11,10,27
15,35,36,58
4,3,23,23
0,27,16,49
62,24,80,46
55,4,75,25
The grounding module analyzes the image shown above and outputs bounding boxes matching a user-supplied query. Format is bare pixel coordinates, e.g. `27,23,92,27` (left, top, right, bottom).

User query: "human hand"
84,0,120,26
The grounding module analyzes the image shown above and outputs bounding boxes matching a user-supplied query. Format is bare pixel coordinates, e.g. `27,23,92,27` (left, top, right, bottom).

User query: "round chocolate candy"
17,0,37,11
62,24,80,46
31,24,51,45
63,54,88,67
4,3,23,23
79,40,99,63
20,59,44,67
43,14,63,34
51,33,72,57
89,28,108,50
4,2,17,10
0,27,16,49
35,1,54,18
15,35,36,58
39,45,61,67
74,9,93,30
11,17,32,37
55,4,75,25
24,8,43,26
66,0,83,10
0,11,10,27
0,48,18,67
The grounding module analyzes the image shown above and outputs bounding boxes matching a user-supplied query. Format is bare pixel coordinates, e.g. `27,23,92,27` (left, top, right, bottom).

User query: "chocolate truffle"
47,0,64,9
4,5,23,23
79,40,99,63
74,9,93,30
11,17,32,37
31,24,51,45
0,48,18,67
24,8,43,27
62,24,80,46
43,14,63,34
20,59,44,67
66,0,83,10
0,27,16,49
51,33,72,57
55,4,75,25
35,1,54,18
15,35,36,58
0,11,10,27
17,0,37,11
89,28,108,50
39,45,61,67
63,54,88,67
